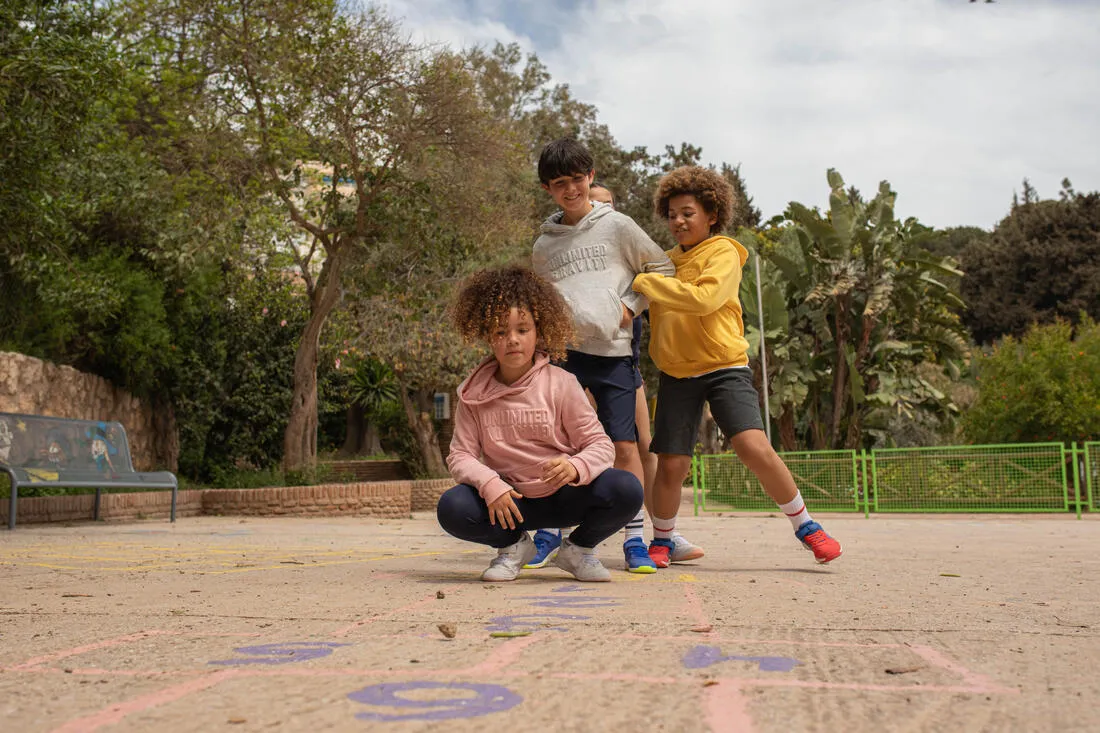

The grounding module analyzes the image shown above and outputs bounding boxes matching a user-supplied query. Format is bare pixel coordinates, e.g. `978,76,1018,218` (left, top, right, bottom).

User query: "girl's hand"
487,489,524,529
620,302,634,328
542,456,580,490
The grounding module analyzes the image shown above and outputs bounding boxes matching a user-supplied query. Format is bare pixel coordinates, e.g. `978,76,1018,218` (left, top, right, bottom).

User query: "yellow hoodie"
632,235,750,378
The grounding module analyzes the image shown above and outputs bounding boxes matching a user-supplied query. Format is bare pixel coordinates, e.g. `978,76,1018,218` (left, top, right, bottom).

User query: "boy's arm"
633,245,742,316
445,401,513,505
619,217,675,316
557,374,615,485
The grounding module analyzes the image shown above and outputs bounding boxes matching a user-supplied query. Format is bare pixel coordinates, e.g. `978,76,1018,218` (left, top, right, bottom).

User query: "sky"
378,0,1100,230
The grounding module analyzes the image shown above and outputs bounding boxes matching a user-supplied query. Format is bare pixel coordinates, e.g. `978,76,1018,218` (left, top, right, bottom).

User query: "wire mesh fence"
696,450,862,513
694,442,1089,515
869,443,1068,512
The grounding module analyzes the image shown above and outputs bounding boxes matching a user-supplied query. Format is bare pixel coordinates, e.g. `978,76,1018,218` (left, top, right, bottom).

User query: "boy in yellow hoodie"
631,166,842,567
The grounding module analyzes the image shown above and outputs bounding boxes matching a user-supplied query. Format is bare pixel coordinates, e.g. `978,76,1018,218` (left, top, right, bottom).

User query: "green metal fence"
870,443,1068,513
1086,442,1099,512
695,450,862,514
694,442,1090,515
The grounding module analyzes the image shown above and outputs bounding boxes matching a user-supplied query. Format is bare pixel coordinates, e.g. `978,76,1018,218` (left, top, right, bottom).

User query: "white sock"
779,493,812,530
652,514,676,540
623,510,645,541
561,527,571,539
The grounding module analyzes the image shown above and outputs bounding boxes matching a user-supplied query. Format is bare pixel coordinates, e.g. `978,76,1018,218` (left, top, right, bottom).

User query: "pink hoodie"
447,353,615,505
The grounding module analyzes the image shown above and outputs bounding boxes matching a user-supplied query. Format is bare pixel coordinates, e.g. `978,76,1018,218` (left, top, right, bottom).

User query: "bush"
962,317,1100,445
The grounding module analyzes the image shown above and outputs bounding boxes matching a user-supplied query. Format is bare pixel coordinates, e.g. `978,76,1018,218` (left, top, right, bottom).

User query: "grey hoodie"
533,202,675,357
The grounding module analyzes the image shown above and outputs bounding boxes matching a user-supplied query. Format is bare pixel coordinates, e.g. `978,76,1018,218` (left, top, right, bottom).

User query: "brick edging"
0,478,456,526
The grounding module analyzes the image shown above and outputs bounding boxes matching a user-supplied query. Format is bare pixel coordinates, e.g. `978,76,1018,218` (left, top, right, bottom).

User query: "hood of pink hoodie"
457,353,551,407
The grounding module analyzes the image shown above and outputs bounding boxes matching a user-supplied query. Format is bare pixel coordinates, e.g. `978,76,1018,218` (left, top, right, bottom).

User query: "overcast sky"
379,0,1099,230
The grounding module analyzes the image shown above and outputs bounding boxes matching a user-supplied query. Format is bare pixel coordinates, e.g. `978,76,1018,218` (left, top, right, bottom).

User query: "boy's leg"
647,372,708,567
709,371,842,564
634,378,658,507
565,351,654,573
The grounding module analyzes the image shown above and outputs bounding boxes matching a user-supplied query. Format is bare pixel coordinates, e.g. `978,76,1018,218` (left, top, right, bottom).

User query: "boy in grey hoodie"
530,138,676,574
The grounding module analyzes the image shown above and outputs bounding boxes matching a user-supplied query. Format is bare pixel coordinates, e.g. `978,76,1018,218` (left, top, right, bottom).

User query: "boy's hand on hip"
542,456,580,489
488,490,524,529
620,303,634,329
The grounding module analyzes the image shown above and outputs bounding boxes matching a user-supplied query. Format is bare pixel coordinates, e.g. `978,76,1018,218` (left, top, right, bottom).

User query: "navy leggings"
437,468,643,549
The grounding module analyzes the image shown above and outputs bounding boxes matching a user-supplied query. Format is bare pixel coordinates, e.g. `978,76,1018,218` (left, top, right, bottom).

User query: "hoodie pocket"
567,289,624,344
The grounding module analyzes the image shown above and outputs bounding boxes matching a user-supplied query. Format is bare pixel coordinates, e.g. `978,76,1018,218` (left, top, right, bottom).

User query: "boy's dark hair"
538,138,594,184
655,165,738,235
452,265,575,361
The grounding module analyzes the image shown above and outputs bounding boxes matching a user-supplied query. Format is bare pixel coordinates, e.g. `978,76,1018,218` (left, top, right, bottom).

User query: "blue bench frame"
0,411,178,529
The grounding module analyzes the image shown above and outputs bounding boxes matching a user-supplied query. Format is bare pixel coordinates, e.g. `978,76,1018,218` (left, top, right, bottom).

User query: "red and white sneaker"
795,521,842,564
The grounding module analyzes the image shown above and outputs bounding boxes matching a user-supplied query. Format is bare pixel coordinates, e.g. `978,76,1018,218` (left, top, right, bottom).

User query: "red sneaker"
648,538,673,568
795,521,842,564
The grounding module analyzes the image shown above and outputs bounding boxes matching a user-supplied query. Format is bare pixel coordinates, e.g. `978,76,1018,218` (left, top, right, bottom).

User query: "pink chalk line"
3,630,262,673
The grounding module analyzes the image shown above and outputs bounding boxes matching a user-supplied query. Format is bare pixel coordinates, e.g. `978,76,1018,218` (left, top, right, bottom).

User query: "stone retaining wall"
0,351,177,471
0,490,204,525
321,460,410,482
410,478,452,512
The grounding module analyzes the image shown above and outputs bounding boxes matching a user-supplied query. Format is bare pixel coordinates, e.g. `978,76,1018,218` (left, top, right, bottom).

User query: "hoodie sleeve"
633,244,743,316
617,216,675,316
446,400,513,505
556,372,615,485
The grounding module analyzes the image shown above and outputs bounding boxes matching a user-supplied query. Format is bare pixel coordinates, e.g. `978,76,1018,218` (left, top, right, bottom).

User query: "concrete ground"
1,510,1098,733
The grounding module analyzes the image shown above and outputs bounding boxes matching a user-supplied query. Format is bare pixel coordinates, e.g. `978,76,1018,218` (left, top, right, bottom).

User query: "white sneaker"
670,534,705,563
481,532,536,582
553,539,611,582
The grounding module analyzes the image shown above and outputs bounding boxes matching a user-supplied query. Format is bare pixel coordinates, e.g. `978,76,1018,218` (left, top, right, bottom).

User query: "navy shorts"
562,350,637,442
651,367,765,456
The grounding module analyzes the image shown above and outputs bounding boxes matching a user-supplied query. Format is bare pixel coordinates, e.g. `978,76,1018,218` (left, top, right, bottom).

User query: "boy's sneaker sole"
523,547,559,569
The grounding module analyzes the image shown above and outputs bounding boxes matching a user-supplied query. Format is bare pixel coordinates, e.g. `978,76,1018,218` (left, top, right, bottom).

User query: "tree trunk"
341,405,365,456
398,379,447,477
363,422,383,456
829,296,851,449
779,403,798,452
283,257,344,472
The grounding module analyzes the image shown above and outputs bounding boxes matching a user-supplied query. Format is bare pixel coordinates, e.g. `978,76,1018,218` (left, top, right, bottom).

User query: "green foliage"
738,170,970,450
962,181,1100,344
962,318,1100,445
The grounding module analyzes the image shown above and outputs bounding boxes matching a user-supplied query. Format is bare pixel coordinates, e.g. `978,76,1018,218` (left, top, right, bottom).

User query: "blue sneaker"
524,529,562,569
623,537,657,574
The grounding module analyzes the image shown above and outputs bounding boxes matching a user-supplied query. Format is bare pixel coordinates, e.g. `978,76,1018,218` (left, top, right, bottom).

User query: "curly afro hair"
451,266,574,361
655,165,737,235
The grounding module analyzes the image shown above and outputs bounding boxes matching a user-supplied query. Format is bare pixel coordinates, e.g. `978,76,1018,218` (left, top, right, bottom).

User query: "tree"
962,180,1100,344
739,170,969,450
120,1,516,471
343,358,398,457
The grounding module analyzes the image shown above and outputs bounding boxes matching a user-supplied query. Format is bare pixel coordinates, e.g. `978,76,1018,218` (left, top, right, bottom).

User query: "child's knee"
436,485,478,530
600,468,644,508
657,455,692,482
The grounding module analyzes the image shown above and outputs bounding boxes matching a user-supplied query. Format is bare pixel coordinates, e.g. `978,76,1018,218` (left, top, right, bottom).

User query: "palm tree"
343,358,399,456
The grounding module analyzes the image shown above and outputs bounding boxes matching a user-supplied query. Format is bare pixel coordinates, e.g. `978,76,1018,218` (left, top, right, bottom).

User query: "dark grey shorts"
650,367,765,456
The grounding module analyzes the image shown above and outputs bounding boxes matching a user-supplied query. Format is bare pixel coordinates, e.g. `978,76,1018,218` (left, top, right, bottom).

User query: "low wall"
411,478,452,512
321,459,410,482
0,490,204,525
202,482,411,519
2,477,454,527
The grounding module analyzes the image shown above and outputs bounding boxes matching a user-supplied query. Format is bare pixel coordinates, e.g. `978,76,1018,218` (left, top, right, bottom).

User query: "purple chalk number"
682,645,801,673
520,595,619,609
486,613,589,633
209,642,349,666
348,681,522,722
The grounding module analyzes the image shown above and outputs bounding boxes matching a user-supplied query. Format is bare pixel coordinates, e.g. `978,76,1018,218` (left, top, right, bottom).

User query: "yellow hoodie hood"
632,235,750,378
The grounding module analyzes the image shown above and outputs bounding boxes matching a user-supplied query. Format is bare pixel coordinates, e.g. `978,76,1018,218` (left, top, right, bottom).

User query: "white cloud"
381,0,1100,228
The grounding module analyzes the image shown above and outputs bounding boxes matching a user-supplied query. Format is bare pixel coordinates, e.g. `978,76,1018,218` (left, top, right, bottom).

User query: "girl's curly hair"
451,266,574,361
655,165,737,235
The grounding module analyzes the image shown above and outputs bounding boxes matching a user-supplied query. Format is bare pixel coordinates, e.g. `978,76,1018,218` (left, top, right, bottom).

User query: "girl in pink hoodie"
438,266,644,582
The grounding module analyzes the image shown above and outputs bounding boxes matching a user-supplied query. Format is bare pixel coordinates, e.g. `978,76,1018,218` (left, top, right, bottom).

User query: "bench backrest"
0,412,137,475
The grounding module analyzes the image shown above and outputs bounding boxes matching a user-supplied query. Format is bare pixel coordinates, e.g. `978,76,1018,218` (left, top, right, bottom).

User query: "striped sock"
652,514,676,540
779,493,812,530
623,510,645,541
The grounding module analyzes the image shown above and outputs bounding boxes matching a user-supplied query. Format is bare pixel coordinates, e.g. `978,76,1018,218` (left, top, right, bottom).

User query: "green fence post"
1071,443,1082,520
692,454,699,517
860,450,870,518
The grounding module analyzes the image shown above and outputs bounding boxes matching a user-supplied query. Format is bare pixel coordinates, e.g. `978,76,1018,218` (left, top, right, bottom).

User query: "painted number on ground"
683,645,801,672
348,681,522,721
209,642,349,666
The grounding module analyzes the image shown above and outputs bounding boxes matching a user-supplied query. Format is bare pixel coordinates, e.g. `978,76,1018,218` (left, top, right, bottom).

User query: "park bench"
0,411,178,529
